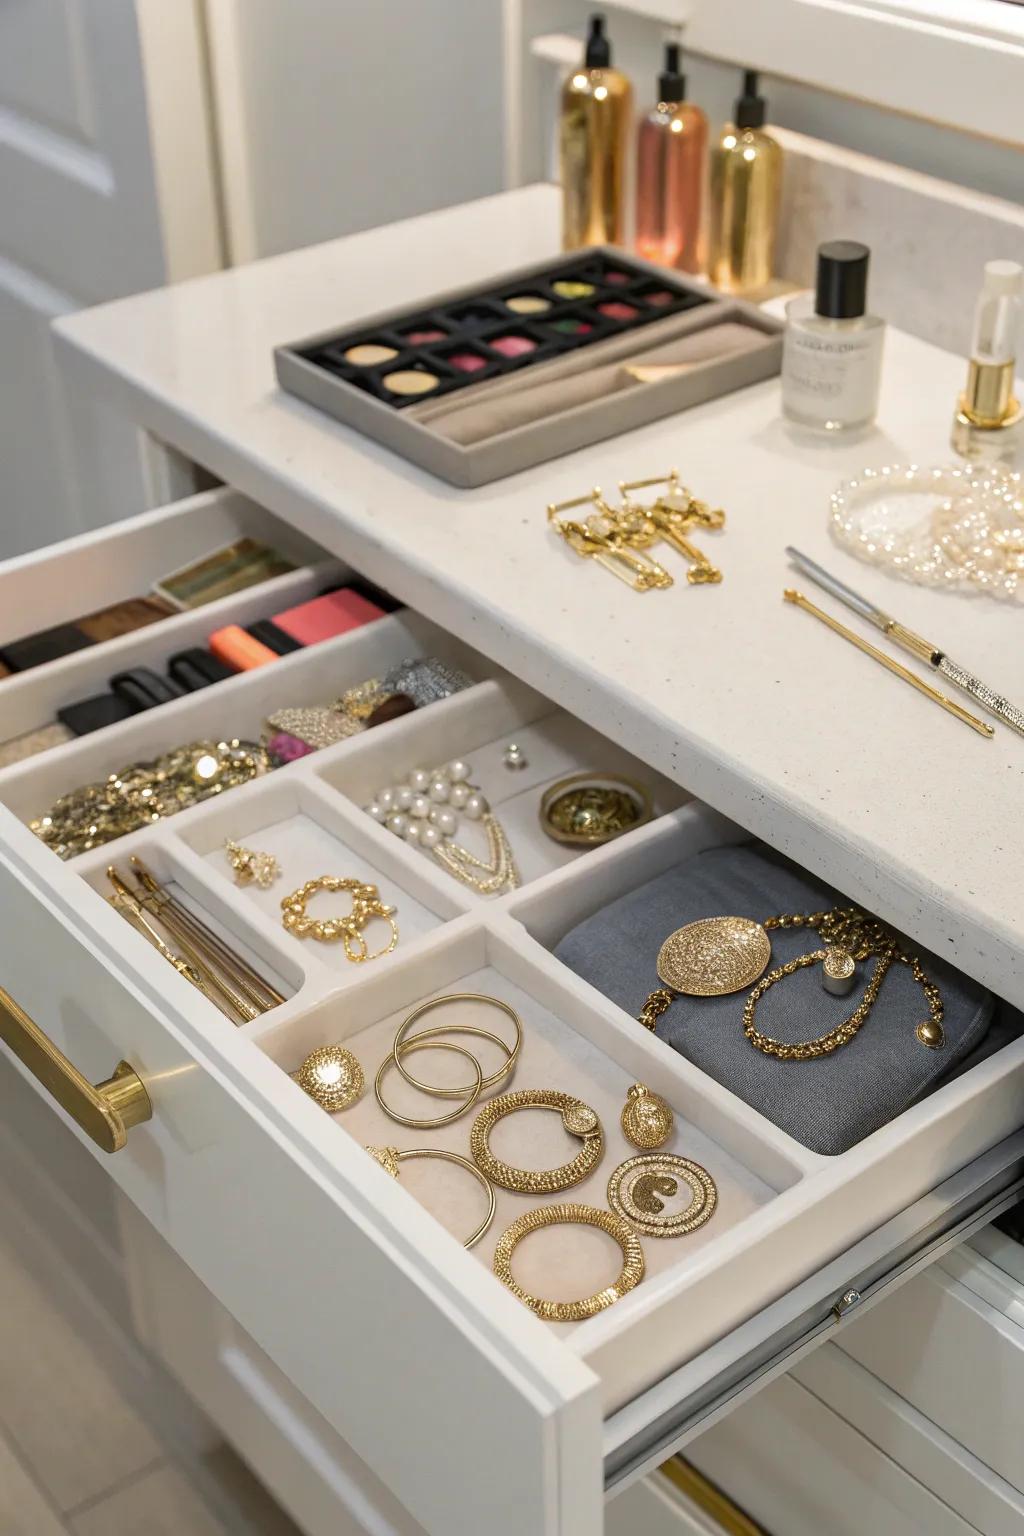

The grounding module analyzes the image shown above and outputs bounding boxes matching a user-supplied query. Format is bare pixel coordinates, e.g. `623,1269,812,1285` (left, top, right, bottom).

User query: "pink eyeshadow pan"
598,300,639,321
603,271,631,285
405,327,446,343
644,290,675,306
448,350,488,372
490,334,536,358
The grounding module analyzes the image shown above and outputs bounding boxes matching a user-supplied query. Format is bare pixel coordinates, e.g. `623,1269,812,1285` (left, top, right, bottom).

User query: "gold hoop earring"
492,1204,644,1320
470,1089,604,1194
366,1146,496,1248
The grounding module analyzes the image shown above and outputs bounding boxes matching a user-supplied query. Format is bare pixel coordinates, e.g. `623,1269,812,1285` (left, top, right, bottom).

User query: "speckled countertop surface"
55,186,1024,1005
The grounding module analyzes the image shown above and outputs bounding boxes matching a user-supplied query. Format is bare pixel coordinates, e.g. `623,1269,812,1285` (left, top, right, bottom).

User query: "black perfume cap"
815,240,871,319
735,69,766,129
585,13,611,68
659,42,686,101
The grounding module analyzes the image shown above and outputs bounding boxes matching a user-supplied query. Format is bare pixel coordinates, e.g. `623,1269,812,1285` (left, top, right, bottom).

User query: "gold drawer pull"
0,986,152,1154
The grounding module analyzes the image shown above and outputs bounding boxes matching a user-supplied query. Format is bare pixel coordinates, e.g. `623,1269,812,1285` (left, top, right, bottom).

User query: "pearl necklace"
365,759,519,895
830,463,1024,602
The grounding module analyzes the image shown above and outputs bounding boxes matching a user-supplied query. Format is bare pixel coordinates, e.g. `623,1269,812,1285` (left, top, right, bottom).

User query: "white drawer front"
0,816,598,1536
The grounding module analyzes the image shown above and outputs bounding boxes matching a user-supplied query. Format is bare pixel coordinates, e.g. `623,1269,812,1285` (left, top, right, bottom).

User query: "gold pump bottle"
560,14,633,250
708,70,782,294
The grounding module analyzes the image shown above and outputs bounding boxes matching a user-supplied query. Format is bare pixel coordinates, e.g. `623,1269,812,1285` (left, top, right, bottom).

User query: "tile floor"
0,1054,303,1536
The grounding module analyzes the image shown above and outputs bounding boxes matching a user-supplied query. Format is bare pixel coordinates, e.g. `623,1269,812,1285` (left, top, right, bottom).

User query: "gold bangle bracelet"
375,1039,483,1128
392,993,522,1098
493,1203,645,1321
470,1089,604,1194
367,1146,497,1249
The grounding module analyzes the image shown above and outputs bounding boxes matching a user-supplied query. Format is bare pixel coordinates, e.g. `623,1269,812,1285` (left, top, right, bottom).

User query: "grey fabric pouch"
554,841,996,1156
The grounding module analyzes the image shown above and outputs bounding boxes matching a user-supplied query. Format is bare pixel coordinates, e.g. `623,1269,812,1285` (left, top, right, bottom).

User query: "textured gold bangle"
366,1146,497,1249
392,993,522,1098
375,1038,483,1128
492,1203,645,1321
470,1089,604,1193
607,1153,717,1238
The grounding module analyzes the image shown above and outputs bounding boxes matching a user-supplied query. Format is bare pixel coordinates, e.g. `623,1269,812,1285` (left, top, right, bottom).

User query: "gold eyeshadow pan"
382,368,440,396
295,253,711,414
345,343,398,365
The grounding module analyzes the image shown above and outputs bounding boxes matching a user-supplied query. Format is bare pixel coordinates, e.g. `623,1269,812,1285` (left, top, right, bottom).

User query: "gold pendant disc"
657,916,771,996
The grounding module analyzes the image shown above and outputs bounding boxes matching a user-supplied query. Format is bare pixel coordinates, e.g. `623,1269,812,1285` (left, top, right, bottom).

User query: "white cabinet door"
0,0,220,556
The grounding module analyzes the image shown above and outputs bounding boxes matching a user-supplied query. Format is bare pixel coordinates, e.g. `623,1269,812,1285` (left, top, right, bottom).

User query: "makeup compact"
276,248,783,487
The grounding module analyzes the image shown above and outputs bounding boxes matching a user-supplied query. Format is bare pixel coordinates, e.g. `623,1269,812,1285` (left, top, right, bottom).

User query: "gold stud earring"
291,1044,365,1111
620,1083,674,1150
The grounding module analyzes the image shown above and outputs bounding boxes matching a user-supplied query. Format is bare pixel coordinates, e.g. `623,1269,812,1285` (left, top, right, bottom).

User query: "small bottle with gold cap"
951,260,1023,466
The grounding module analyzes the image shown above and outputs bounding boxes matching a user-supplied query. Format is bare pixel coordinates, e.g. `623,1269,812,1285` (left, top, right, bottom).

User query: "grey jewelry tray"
274,246,783,488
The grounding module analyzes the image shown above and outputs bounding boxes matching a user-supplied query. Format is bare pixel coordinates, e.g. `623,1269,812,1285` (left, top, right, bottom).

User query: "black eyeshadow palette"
275,244,783,487
294,253,709,409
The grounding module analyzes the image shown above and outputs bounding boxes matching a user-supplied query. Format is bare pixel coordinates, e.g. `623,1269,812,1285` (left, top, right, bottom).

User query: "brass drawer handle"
0,986,152,1154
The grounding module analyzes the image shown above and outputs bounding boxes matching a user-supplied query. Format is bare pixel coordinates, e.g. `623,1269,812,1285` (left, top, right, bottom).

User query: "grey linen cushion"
554,841,995,1156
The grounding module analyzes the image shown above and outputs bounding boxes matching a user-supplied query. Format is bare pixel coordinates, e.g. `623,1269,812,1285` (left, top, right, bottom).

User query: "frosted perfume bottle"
635,44,707,274
781,240,885,433
560,14,633,250
708,71,781,295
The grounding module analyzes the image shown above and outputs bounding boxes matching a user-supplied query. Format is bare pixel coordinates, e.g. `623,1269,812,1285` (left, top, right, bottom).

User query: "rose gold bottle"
560,14,633,250
635,44,706,274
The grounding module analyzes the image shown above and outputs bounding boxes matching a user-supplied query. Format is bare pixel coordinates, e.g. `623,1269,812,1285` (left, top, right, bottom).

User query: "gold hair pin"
619,471,724,584
548,490,673,592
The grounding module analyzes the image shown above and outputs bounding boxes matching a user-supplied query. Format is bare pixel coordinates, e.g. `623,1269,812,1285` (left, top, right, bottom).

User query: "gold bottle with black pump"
560,14,632,250
708,70,782,295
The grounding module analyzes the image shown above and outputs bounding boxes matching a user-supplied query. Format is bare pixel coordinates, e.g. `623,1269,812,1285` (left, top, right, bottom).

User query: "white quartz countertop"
55,186,1024,1006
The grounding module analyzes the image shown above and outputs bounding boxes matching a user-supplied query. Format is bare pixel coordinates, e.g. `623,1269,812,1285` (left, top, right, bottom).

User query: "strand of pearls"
366,758,485,850
829,463,1024,602
365,760,519,893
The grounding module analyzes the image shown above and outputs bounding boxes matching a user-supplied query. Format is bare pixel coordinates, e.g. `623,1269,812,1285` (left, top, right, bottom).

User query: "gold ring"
607,1153,717,1238
375,1038,482,1128
492,1203,645,1320
470,1089,604,1193
393,993,522,1098
539,772,652,846
366,1146,497,1248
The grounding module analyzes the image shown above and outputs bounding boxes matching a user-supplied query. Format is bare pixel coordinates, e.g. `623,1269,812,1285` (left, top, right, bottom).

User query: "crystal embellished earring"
503,742,528,770
225,838,280,888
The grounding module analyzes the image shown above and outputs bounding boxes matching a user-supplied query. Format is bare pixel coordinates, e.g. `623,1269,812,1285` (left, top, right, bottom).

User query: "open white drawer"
2,495,1024,1536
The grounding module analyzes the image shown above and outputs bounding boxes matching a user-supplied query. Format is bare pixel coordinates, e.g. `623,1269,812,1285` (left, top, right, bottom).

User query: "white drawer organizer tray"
2,185,1022,1536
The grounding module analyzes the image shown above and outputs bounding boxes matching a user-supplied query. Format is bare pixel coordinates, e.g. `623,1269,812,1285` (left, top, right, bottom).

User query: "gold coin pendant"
657,916,771,997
